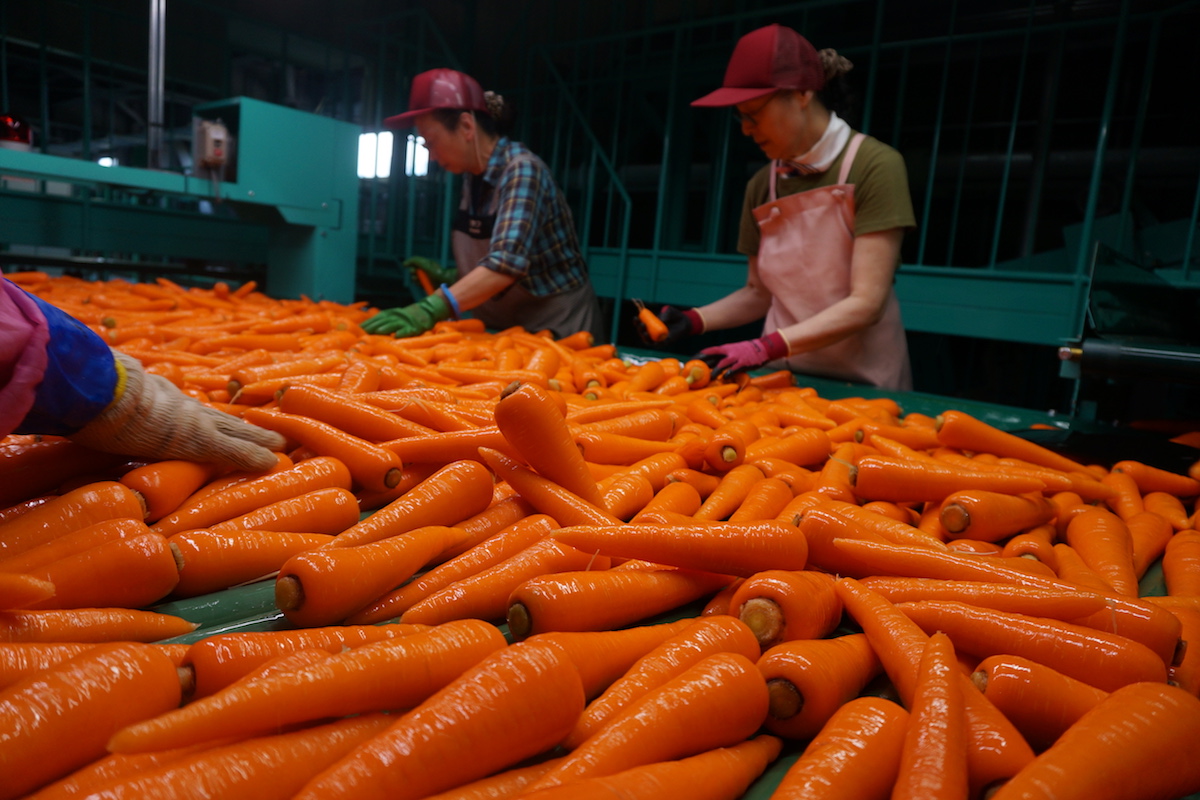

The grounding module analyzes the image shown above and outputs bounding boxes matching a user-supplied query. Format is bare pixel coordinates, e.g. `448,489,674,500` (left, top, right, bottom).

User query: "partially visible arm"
443,266,517,312
691,256,775,332
774,228,904,354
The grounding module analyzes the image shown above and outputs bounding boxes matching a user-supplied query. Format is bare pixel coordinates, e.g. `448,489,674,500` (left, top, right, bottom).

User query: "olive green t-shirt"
737,134,916,256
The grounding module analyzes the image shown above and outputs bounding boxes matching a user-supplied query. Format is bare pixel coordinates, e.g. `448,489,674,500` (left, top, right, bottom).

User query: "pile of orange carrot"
3,272,1200,799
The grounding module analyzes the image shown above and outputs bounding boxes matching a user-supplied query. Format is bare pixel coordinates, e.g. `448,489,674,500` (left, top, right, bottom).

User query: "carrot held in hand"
892,632,969,800
550,520,808,577
563,616,761,749
108,618,506,753
292,641,586,800
507,567,734,641
331,459,494,548
524,652,768,792
988,682,1200,800
768,696,908,800
757,633,882,740
276,524,468,627
970,654,1109,751
0,642,183,800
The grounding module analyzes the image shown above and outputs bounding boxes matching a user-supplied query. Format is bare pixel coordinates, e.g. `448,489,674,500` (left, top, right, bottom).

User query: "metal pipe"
861,0,886,134
1117,16,1161,254
1019,29,1063,258
989,0,1035,269
147,0,165,169
648,27,683,301
916,0,957,266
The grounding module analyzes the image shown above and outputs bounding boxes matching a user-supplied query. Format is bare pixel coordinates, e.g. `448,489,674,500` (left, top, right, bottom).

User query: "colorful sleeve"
0,279,118,437
481,157,542,279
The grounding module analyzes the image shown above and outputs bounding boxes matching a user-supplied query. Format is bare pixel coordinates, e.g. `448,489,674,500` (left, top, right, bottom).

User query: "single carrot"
14,740,220,800
478,447,624,527
346,514,557,624
702,418,757,473
550,520,808,577
563,616,761,749
168,529,334,597
109,619,506,753
205,486,360,535
0,642,98,691
291,641,586,800
852,453,1046,503
796,502,894,576
988,682,1200,800
241,407,404,493
277,382,437,441
970,654,1109,752
897,599,1168,691
331,459,495,548
0,437,125,509
1147,596,1200,693
693,463,766,521
1112,458,1200,498
0,481,147,557
0,495,58,528
399,537,610,626
276,524,467,627
858,576,1108,620
939,490,1057,542
757,633,882,740
417,756,568,800
438,493,537,560
728,569,843,649
523,653,768,792
1125,510,1176,579
526,618,698,701
596,471,656,520
634,301,669,342
182,623,427,698
834,578,1036,794
23,532,179,610
1163,529,1200,597
0,607,196,643
1000,524,1059,574
0,572,55,608
0,642,183,799
809,440,861,503
1063,507,1139,597
935,410,1093,475
120,460,224,523
1142,491,1193,530
892,632,969,800
768,696,908,800
631,479,703,522
517,735,781,800
507,568,734,641
0,517,152,574
151,456,353,536
818,498,949,550
86,714,394,800
727,476,795,522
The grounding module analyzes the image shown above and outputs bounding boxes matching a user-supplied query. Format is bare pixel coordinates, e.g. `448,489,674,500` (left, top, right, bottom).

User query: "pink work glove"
699,332,789,375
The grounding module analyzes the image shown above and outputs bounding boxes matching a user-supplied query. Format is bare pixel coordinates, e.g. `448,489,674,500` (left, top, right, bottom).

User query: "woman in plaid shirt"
364,68,606,342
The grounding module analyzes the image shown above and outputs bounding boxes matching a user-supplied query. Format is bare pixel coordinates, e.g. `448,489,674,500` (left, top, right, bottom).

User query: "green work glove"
403,256,457,287
361,294,451,337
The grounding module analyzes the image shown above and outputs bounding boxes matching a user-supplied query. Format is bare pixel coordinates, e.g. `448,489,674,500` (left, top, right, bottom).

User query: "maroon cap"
692,24,825,107
384,68,488,128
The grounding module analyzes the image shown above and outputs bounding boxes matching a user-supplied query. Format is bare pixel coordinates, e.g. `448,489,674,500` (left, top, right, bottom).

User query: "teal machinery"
0,97,361,303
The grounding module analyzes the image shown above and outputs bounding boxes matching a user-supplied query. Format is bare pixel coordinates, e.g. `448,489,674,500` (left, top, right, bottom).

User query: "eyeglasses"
731,92,779,126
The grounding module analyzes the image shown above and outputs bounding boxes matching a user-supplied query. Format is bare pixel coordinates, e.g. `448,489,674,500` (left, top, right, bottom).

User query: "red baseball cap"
691,24,825,107
384,68,488,128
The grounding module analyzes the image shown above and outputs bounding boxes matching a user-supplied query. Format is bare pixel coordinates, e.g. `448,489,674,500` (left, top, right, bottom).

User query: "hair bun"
483,91,505,119
818,49,854,79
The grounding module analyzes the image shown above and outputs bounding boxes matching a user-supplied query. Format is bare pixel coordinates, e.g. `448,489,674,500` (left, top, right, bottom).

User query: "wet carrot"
240,407,403,493
292,641,586,800
692,463,766,521
898,599,1167,691
818,499,949,550
1000,524,1059,573
119,460,224,523
151,456,353,536
597,471,656,520
277,383,438,441
22,532,179,610
729,569,842,649
109,619,506,753
939,490,1057,542
757,633,882,740
507,568,733,641
524,653,768,792
859,576,1108,621
1063,507,1139,597
1163,529,1200,597
346,514,557,625
417,756,568,800
1112,458,1200,498
479,447,623,527
727,476,795,522
563,616,761,749
893,632,968,800
276,524,467,627
168,529,333,597
852,454,1046,503
331,459,494,548
0,517,152,574
0,642,183,799
988,682,1200,800
935,410,1093,475
0,572,55,608
1125,510,1176,579
971,654,1109,752
768,696,908,800
551,520,808,577
0,481,147,557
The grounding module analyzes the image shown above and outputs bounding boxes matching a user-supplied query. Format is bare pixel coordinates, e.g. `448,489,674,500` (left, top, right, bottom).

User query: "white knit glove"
70,350,285,471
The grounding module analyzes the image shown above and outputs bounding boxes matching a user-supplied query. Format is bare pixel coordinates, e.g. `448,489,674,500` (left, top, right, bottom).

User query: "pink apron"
753,133,912,391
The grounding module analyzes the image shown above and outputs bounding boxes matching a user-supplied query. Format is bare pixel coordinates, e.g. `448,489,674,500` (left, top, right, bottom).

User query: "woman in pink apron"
363,68,605,342
650,24,915,391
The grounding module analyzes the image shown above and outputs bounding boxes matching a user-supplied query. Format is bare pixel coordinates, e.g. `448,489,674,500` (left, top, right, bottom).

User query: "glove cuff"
761,332,789,361
684,308,705,335
439,284,462,319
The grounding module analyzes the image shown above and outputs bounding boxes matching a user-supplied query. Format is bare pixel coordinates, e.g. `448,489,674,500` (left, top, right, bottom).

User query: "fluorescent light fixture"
97,156,118,167
358,132,378,179
405,134,428,177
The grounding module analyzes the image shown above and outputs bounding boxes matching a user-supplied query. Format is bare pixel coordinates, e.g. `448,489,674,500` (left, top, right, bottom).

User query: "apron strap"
837,133,867,185
769,160,781,203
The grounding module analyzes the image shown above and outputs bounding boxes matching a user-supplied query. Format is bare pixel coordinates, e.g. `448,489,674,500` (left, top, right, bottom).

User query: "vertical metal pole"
989,0,1035,269
147,0,165,169
947,41,981,267
39,3,49,153
916,0,956,266
649,27,682,301
1020,30,1063,258
1073,0,1131,278
1183,168,1200,281
1117,17,1160,254
890,48,909,151
82,1,92,161
861,0,886,134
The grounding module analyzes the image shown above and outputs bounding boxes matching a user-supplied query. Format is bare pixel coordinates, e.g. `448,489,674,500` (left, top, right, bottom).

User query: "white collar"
776,112,852,176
